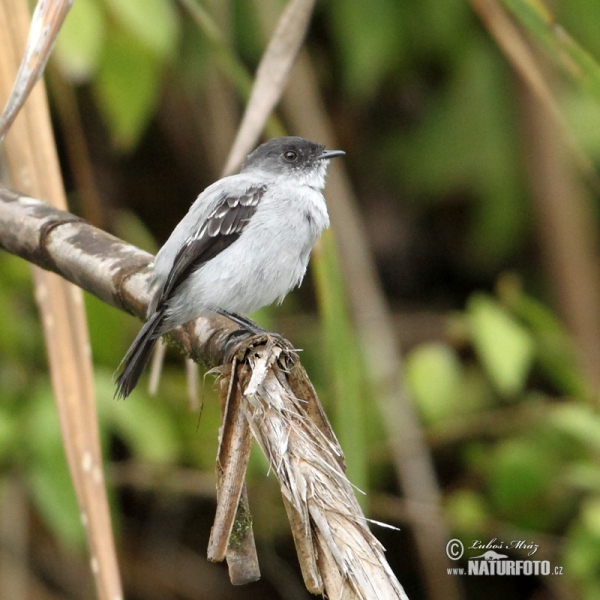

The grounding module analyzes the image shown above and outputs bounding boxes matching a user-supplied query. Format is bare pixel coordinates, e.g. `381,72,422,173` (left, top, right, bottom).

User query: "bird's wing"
152,184,267,309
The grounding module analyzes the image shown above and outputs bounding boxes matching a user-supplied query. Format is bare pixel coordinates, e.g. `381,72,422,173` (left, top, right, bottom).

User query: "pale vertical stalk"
472,0,598,202
147,339,166,396
0,0,72,139
520,84,600,395
473,0,600,397
0,1,122,599
0,480,28,600
277,50,461,600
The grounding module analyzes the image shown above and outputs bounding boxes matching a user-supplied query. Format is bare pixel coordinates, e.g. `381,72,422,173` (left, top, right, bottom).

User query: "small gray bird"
115,136,344,398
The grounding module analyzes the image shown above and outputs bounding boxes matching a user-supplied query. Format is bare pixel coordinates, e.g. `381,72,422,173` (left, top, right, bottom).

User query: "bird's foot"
218,310,265,335
223,327,255,359
222,324,298,369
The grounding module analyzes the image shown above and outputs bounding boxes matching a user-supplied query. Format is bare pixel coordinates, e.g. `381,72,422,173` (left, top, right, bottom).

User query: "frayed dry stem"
225,483,259,585
208,360,260,584
207,359,260,584
273,41,458,600
227,336,409,600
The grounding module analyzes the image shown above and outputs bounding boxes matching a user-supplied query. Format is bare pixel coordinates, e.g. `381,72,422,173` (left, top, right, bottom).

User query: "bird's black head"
241,136,344,187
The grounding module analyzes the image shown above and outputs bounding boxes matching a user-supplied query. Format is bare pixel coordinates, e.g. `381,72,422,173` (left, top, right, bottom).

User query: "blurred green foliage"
2,0,600,598
312,230,368,494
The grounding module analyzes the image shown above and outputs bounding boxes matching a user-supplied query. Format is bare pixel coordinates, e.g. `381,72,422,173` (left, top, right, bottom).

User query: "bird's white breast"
163,181,329,326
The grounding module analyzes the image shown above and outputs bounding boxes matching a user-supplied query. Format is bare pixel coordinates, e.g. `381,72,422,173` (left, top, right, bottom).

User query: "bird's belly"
164,224,316,325
208,234,313,312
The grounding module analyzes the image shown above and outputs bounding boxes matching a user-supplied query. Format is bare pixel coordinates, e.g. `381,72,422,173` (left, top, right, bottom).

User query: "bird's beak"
318,149,345,160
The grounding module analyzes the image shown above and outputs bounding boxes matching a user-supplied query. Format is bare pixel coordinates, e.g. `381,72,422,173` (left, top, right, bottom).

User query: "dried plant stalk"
208,363,260,583
0,0,72,140
0,2,122,599
222,0,316,176
471,0,596,188
473,0,600,395
0,187,409,598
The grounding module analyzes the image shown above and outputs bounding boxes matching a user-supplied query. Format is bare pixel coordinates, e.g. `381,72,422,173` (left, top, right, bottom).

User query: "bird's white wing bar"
154,184,267,310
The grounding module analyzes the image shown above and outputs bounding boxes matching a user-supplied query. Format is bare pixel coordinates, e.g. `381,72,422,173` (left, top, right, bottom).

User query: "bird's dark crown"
241,136,326,175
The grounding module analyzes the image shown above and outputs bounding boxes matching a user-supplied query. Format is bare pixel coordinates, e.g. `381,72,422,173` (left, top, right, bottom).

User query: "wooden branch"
0,185,236,364
0,185,409,598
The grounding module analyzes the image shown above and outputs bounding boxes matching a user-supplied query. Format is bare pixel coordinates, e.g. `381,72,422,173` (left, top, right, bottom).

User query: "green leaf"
467,294,534,397
502,0,600,108
564,499,600,588
565,461,600,493
556,0,600,62
446,489,488,534
581,498,600,538
406,342,462,424
548,404,600,453
28,459,83,547
53,0,106,81
565,89,600,160
487,438,556,528
24,386,84,547
93,28,163,150
508,288,587,397
106,388,181,465
105,0,180,59
311,231,368,495
329,0,405,101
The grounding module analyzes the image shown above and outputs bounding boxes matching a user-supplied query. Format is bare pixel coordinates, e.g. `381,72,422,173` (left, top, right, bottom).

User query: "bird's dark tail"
114,310,164,399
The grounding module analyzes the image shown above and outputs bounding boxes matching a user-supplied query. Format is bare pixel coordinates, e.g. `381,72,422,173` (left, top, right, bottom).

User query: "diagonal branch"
221,0,316,176
0,185,409,599
0,0,72,141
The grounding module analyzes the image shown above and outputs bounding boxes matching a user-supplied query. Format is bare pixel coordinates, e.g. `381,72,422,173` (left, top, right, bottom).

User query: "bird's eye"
283,150,298,162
